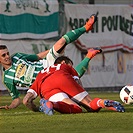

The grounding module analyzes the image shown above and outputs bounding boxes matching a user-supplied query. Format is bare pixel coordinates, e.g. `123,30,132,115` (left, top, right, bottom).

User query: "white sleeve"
27,89,38,99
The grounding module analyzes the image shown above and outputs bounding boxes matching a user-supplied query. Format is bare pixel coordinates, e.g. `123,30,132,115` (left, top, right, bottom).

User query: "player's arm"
0,97,21,109
23,92,39,112
37,50,49,59
20,50,49,61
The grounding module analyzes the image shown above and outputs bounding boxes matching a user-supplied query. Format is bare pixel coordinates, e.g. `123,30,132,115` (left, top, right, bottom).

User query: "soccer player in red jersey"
23,56,125,115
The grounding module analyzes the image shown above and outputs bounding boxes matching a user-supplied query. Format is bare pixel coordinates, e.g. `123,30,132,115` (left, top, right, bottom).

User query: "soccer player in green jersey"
0,13,99,110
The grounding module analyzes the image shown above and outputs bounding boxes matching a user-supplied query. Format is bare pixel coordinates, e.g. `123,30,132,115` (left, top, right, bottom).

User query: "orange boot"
86,47,102,59
84,12,98,32
99,99,125,112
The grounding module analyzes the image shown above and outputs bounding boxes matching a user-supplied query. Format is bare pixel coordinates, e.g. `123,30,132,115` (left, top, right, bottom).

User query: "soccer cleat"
84,11,99,32
104,100,125,112
86,47,102,59
39,98,54,115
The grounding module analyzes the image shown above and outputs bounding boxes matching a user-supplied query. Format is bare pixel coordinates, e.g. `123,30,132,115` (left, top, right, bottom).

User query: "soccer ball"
120,85,133,104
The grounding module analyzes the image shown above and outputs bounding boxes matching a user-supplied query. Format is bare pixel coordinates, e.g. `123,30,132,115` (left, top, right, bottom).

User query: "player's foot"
100,100,125,112
84,12,98,32
39,98,54,115
86,47,102,59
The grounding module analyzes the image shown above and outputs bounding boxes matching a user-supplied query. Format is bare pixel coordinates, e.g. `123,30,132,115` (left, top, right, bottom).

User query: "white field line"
0,111,33,116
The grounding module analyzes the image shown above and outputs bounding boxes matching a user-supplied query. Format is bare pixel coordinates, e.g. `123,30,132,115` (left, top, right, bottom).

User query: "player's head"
54,56,73,66
0,45,12,68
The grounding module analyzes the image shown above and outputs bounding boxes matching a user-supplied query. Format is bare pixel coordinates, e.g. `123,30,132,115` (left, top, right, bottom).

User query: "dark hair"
54,56,73,65
0,45,7,50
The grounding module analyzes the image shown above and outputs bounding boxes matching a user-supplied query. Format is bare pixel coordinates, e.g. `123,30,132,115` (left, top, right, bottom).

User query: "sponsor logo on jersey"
24,65,35,84
15,63,27,78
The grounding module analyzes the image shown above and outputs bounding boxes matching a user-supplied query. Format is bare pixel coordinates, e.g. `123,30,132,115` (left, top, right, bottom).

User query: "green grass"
0,92,133,133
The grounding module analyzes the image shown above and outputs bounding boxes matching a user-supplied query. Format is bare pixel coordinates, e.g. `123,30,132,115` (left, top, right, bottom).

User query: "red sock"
89,98,102,112
53,101,82,114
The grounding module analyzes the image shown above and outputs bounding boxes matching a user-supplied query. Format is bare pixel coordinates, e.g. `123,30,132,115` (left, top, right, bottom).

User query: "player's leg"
97,99,125,112
52,97,82,114
41,13,98,68
41,73,124,113
46,46,102,75
53,101,82,114
50,78,125,113
75,47,102,78
40,92,82,114
53,13,98,54
82,97,125,112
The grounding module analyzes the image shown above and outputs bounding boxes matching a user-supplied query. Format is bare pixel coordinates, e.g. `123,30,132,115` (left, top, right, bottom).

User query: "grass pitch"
0,92,133,133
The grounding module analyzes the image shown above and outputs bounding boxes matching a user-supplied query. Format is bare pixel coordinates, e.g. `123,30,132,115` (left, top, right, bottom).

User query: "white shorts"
49,91,88,103
49,92,69,102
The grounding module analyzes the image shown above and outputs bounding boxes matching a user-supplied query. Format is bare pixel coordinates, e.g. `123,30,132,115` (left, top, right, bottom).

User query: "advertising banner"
65,4,133,52
0,0,59,39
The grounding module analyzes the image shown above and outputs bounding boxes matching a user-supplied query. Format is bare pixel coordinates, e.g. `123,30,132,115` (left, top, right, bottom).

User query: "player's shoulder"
11,52,25,59
11,52,23,56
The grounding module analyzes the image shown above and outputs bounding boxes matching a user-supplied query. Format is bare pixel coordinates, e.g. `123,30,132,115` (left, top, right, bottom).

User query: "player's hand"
0,105,9,110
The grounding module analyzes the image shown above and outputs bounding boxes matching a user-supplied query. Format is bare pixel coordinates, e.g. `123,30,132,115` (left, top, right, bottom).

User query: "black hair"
54,56,73,65
0,45,7,50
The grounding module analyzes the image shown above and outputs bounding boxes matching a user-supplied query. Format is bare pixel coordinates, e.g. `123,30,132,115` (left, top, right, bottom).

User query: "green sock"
63,27,86,44
75,57,91,78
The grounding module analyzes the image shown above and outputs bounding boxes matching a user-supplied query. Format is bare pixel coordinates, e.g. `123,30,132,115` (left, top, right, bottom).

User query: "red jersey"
30,63,78,97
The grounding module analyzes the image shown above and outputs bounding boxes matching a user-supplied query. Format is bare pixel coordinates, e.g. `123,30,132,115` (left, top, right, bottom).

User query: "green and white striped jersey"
2,48,59,100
